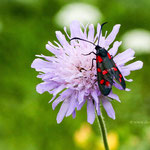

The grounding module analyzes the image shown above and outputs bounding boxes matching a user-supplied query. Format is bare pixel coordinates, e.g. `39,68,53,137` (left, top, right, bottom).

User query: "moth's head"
95,45,107,57
95,45,101,51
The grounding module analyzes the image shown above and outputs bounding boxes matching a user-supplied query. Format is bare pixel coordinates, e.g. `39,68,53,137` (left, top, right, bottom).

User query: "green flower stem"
96,111,109,150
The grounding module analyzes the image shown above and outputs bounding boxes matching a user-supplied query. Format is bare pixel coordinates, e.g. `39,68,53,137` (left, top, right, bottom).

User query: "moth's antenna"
70,37,96,46
97,22,108,46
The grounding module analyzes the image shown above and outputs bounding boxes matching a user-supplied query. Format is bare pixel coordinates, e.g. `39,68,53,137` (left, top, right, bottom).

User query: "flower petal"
108,41,122,56
108,91,121,102
70,20,85,38
125,88,131,91
55,31,70,47
91,91,100,115
50,84,65,96
36,54,56,62
37,73,53,81
56,99,70,124
52,97,63,110
82,23,88,38
88,24,94,42
120,68,131,76
105,24,121,46
66,94,77,117
31,58,51,72
114,48,135,65
95,101,101,116
64,26,70,39
102,98,115,119
49,94,57,103
87,99,95,124
72,110,76,119
77,100,86,110
124,61,143,71
124,77,133,82
113,81,131,91
60,89,74,99
52,89,73,109
113,81,123,90
78,90,85,104
46,42,61,56
36,82,58,94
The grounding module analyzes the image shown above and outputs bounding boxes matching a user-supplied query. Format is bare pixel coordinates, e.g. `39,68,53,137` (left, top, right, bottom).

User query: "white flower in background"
122,29,150,54
54,3,102,27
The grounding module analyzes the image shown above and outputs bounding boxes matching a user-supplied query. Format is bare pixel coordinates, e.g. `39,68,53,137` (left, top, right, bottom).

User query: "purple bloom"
31,21,143,124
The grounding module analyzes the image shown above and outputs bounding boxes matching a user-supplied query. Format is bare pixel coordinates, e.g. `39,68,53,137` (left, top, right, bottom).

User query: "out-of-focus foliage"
0,0,150,150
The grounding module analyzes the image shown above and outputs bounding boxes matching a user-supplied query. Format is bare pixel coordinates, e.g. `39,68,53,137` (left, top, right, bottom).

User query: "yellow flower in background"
108,132,119,150
74,123,93,149
96,131,119,150
74,123,119,150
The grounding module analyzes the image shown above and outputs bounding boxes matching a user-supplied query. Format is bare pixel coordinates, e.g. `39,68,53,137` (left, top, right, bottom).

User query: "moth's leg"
90,58,96,70
82,51,96,56
79,68,87,72
76,66,87,72
94,79,98,84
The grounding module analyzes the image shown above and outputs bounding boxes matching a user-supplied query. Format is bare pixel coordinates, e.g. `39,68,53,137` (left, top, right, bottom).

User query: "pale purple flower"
31,21,143,124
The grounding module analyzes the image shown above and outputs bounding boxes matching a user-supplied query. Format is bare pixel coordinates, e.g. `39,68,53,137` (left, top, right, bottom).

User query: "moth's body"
95,45,126,96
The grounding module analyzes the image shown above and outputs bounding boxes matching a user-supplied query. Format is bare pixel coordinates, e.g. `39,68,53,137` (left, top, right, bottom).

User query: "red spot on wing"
119,74,122,78
105,81,110,87
113,67,117,71
97,68,101,72
119,78,122,82
115,64,117,67
102,70,108,75
107,53,111,59
100,79,104,84
97,56,103,63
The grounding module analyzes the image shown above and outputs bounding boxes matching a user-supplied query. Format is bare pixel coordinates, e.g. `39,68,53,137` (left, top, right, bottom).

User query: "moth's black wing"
108,54,126,89
113,66,126,89
96,55,113,96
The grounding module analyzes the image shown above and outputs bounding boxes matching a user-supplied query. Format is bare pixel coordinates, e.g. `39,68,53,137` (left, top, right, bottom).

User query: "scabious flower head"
31,21,143,124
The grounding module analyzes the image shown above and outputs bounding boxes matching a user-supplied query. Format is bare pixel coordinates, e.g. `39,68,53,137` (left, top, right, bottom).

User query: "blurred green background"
0,0,150,150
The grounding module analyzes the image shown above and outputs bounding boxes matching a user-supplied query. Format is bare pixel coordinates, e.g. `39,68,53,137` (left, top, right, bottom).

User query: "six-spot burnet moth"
70,22,126,96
